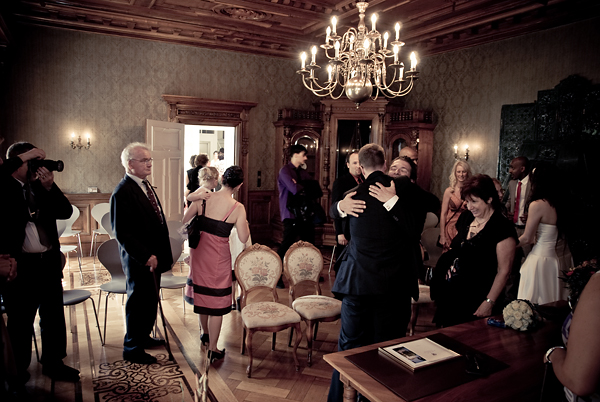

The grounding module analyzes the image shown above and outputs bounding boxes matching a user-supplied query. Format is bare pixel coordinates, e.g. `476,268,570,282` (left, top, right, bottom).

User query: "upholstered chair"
283,241,342,366
234,243,302,377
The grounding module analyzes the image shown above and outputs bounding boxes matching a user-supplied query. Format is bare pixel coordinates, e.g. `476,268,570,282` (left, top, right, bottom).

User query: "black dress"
431,209,517,327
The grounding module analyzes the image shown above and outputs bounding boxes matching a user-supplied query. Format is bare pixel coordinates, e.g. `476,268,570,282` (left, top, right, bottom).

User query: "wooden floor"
18,245,437,402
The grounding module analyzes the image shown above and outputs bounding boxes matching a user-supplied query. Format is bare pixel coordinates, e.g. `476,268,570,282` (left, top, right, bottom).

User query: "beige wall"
2,18,600,198
1,25,317,194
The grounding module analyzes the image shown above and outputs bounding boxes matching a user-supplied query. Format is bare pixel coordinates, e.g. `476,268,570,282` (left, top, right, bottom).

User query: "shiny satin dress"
445,190,466,244
517,223,571,305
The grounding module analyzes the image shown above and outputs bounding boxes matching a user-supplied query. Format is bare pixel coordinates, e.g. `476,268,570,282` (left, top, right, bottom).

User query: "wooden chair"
234,243,302,377
283,241,342,366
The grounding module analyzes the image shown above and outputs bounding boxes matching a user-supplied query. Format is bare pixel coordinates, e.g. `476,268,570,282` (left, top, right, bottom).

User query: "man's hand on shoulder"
339,191,366,217
146,255,158,272
369,180,396,203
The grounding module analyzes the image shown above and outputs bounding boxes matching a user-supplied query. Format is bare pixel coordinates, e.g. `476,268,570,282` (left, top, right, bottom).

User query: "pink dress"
445,191,466,244
185,202,238,316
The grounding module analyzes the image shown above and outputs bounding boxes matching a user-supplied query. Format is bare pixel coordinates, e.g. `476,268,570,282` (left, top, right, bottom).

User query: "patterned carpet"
94,354,188,402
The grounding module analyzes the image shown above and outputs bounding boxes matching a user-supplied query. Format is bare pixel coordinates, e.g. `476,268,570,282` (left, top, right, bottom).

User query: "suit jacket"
329,171,420,300
0,176,72,262
331,173,364,237
277,162,312,221
506,178,532,217
110,175,173,274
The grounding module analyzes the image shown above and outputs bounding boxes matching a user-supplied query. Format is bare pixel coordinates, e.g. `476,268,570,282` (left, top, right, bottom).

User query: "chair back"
283,241,323,295
56,219,67,237
91,203,110,233
423,212,439,231
234,244,282,309
166,221,184,241
97,238,125,280
101,213,115,239
57,205,79,237
169,237,184,269
421,227,442,268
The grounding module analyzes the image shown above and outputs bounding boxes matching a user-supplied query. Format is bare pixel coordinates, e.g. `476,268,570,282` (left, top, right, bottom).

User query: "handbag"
186,200,206,249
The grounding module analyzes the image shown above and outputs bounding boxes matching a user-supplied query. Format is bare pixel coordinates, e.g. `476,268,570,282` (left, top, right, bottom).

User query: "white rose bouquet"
502,299,541,331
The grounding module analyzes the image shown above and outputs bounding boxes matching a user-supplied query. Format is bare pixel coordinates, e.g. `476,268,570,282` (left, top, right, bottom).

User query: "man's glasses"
132,158,153,164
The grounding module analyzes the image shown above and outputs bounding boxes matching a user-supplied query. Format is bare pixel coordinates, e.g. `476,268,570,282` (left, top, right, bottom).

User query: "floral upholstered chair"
234,243,302,377
283,241,342,366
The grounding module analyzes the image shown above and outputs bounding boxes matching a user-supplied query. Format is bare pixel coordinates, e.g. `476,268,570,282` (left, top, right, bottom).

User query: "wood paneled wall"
63,193,111,255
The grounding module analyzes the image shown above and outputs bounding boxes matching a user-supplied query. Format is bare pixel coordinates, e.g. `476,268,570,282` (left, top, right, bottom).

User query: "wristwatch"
485,298,495,305
544,346,565,364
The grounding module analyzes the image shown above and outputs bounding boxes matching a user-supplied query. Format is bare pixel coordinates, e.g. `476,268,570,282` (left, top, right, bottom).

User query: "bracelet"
485,298,495,305
545,346,566,364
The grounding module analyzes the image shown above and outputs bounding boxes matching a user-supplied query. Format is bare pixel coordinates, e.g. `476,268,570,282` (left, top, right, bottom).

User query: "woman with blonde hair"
188,166,219,202
439,160,472,251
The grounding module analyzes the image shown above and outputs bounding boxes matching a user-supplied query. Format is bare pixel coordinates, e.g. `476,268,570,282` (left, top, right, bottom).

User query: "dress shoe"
208,349,225,364
143,337,166,348
42,362,80,382
123,350,157,365
200,333,209,346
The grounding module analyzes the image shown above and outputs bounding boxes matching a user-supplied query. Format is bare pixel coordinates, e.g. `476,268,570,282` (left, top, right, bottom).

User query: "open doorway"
183,125,236,186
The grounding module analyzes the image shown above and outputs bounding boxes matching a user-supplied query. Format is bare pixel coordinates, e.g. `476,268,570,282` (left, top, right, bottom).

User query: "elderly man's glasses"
132,158,153,164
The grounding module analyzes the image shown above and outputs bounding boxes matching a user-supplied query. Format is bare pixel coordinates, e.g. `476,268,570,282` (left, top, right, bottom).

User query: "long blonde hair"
449,160,472,189
198,166,219,187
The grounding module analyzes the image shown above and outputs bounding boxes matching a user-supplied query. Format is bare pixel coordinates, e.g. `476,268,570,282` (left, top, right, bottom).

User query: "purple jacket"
277,162,311,221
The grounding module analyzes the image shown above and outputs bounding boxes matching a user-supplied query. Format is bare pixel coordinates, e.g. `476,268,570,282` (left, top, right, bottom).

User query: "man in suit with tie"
1,142,79,386
110,142,173,364
327,144,421,402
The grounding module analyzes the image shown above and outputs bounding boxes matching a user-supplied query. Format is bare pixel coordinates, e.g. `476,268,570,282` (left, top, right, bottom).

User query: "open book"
378,337,461,371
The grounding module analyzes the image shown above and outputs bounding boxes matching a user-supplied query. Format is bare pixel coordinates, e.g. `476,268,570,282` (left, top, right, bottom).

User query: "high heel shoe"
200,333,209,346
208,349,225,363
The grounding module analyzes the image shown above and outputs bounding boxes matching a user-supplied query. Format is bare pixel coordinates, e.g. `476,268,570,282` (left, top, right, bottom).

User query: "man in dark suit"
330,151,364,254
110,142,173,364
327,144,421,402
1,142,79,385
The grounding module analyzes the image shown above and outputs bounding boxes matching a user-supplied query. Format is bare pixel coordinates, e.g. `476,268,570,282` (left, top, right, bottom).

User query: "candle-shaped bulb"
71,132,75,138
311,46,317,64
334,40,340,58
332,17,337,35
410,52,417,70
454,144,458,152
371,14,377,32
393,44,399,63
327,65,332,82
363,38,370,58
326,26,331,43
383,32,389,49
465,144,469,151
301,52,306,69
395,23,401,40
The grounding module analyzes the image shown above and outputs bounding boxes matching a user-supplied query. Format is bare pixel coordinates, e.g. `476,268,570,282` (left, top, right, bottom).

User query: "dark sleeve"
450,211,472,249
492,212,518,244
329,201,342,220
0,157,24,176
331,178,344,235
35,182,73,220
424,190,441,215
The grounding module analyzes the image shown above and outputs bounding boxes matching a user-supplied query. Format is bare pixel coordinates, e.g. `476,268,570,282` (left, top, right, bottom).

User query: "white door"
199,132,218,156
146,119,185,222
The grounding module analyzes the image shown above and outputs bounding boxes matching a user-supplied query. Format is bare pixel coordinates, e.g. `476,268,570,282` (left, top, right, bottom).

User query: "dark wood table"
324,315,564,402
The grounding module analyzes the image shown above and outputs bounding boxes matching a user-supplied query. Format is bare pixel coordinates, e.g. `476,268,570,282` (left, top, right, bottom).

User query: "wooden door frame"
161,95,257,206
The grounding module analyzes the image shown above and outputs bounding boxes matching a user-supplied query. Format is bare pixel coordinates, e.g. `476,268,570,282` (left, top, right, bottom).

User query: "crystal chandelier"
297,1,419,108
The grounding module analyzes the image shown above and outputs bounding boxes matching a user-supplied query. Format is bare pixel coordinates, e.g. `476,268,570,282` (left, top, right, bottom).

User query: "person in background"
431,174,517,327
399,146,418,164
208,151,219,167
185,154,209,207
439,160,472,251
188,166,219,203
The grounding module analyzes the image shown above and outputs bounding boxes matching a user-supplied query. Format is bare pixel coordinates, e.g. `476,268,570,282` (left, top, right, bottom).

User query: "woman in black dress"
431,174,517,327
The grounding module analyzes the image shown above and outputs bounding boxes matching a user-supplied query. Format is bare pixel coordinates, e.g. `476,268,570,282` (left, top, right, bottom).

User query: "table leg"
342,381,357,401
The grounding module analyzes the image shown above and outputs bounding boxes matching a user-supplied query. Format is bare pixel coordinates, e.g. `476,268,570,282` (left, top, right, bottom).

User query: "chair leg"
292,323,302,371
103,292,110,343
181,288,185,314
88,298,104,345
328,244,336,273
313,321,319,342
271,333,276,351
246,329,254,378
90,232,97,257
241,327,246,355
288,326,294,347
306,320,315,367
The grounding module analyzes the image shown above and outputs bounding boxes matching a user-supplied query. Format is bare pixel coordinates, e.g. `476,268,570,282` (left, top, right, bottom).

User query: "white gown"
517,223,571,305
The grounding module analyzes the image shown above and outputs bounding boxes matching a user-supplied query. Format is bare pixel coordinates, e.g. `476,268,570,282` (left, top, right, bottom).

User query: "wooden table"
324,316,564,402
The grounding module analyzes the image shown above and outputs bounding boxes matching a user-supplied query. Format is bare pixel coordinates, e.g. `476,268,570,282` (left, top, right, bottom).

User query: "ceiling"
1,0,600,60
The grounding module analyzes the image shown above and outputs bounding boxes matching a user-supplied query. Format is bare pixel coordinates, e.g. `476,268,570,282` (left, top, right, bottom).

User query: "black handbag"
187,200,206,249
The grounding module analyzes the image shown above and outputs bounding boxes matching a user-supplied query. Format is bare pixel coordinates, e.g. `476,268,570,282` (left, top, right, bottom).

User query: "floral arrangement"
561,259,598,310
502,299,542,331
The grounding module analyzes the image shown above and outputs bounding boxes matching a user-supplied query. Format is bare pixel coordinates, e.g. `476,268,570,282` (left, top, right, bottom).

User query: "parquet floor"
15,245,437,402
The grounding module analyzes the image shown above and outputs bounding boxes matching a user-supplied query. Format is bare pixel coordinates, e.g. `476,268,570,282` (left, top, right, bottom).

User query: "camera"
28,159,64,172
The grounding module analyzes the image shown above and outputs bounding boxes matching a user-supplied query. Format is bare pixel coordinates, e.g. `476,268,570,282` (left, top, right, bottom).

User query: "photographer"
0,142,78,389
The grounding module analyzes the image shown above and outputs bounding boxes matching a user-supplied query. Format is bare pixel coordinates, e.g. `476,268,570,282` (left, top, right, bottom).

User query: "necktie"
143,180,164,224
513,181,522,224
24,183,52,247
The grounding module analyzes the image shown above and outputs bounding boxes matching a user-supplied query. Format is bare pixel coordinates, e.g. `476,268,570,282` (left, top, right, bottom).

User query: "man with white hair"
110,142,173,364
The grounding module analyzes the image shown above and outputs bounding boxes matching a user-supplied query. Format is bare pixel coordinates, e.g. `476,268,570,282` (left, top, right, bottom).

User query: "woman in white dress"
517,162,571,304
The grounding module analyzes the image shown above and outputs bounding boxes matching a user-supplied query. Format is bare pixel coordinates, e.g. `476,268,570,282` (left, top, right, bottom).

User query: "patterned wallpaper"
405,17,600,197
2,18,599,199
1,25,317,194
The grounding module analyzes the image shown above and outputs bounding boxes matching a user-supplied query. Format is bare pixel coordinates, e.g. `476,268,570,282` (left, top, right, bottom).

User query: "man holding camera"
0,142,79,386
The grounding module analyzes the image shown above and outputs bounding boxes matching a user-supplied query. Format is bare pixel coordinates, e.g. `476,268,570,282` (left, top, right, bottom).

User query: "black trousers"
327,293,411,402
277,218,315,260
122,265,161,355
3,250,67,374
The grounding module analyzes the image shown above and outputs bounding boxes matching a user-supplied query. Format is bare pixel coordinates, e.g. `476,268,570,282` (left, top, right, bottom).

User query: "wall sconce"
71,133,91,150
454,144,469,161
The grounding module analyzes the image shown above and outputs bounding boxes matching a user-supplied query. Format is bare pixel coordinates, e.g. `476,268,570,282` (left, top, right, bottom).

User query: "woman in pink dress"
439,160,472,251
183,166,249,363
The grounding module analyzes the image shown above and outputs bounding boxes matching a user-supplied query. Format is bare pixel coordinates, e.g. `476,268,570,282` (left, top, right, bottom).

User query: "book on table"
378,337,461,371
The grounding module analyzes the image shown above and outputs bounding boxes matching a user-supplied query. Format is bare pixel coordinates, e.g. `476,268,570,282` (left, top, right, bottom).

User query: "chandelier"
297,1,418,108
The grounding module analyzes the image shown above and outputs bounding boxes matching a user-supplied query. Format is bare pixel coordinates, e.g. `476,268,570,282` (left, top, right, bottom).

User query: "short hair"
195,153,209,168
198,166,219,186
512,156,530,172
449,160,472,188
7,141,35,159
222,165,244,188
289,144,307,159
121,142,149,171
399,146,418,160
397,155,417,181
461,174,502,211
346,150,359,164
358,143,385,170
189,154,198,168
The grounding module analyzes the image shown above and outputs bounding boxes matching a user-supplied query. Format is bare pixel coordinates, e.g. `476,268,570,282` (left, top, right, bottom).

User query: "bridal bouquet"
502,299,541,331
